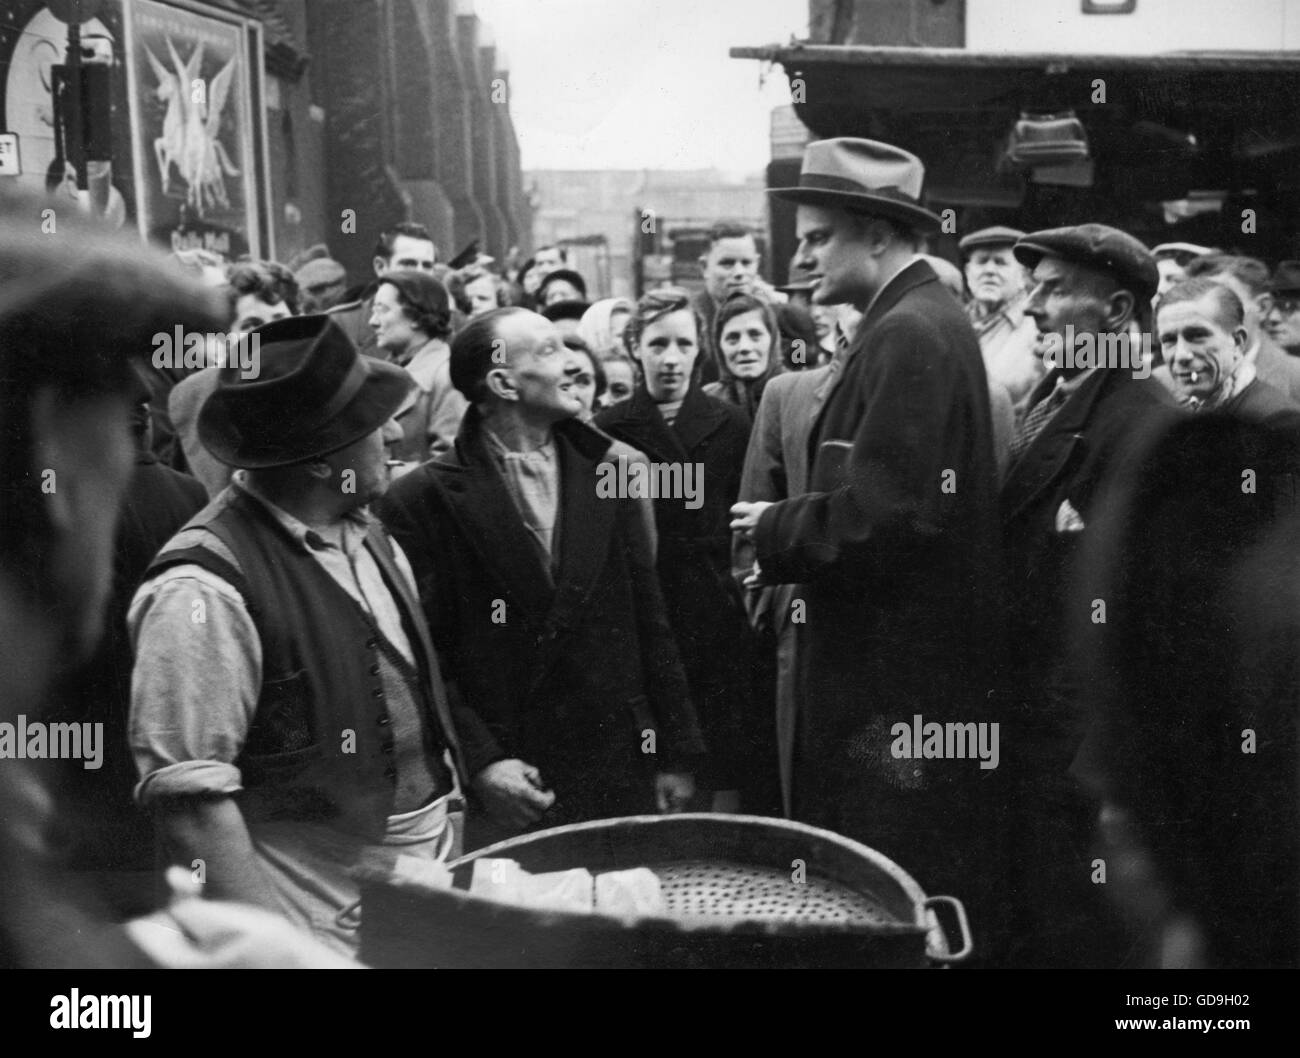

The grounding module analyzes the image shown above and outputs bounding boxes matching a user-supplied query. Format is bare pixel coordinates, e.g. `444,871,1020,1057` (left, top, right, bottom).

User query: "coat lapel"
608,386,691,463
670,381,731,455
437,407,556,618
808,258,940,446
1000,368,1115,523
546,419,619,636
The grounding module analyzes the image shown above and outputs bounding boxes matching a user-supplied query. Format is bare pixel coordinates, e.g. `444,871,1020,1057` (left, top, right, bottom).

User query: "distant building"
527,168,768,300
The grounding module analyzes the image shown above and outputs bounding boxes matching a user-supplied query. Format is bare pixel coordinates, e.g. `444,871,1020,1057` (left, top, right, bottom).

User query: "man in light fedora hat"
730,138,1004,954
128,314,467,957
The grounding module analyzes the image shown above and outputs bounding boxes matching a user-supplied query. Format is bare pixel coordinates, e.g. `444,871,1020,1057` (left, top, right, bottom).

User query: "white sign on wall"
0,133,21,176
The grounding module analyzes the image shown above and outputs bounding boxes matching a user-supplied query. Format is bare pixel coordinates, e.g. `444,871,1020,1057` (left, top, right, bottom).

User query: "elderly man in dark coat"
378,308,703,849
1000,224,1178,967
731,139,1003,940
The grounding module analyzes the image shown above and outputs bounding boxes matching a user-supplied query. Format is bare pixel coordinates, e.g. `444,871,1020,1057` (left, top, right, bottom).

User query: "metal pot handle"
922,895,972,963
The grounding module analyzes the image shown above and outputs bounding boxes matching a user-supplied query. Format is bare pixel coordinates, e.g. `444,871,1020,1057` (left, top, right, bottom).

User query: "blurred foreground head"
1079,412,1300,967
0,187,224,674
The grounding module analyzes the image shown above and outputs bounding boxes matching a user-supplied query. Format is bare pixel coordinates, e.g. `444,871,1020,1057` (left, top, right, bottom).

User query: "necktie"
1009,384,1067,464
811,327,853,415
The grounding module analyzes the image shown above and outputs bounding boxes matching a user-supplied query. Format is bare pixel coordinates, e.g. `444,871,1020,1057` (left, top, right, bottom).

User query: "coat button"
382,744,394,755
369,663,381,676
372,688,384,699
383,766,397,780
376,715,391,726
366,638,378,649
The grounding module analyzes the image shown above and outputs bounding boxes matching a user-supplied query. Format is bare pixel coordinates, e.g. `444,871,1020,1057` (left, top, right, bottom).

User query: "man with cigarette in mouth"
1158,276,1299,420
129,315,467,957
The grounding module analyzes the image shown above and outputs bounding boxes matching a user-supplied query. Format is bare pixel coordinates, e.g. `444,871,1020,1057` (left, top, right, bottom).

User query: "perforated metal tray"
360,814,971,968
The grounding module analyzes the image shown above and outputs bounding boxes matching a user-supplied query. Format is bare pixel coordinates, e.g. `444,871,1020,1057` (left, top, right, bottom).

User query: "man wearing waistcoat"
129,315,467,957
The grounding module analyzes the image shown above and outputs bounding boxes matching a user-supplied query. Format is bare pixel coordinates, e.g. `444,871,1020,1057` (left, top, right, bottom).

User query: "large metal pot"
359,813,971,968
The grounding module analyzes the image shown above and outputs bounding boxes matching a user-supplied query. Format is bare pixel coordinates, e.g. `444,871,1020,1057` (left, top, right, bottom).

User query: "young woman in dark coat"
595,288,775,812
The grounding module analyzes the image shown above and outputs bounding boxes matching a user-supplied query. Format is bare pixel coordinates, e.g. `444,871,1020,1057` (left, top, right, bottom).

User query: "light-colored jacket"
393,338,469,464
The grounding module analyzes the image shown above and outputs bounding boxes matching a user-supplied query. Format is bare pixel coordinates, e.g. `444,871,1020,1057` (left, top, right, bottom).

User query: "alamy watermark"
596,454,703,510
0,715,103,769
50,990,150,1037
890,713,999,770
152,326,261,378
1039,326,1151,380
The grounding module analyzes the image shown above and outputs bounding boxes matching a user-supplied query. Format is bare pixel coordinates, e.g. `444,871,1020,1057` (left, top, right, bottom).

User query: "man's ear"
1234,325,1250,355
485,367,518,402
1104,289,1137,332
373,256,389,279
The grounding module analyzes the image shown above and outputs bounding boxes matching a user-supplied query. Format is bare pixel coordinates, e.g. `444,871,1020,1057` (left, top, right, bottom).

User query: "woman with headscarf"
703,292,783,421
578,297,634,359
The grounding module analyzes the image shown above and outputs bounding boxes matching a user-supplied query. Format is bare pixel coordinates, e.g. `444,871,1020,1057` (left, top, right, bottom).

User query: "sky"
470,0,809,174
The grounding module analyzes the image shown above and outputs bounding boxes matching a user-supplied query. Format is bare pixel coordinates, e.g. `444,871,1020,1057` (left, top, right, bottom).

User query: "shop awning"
730,43,1300,204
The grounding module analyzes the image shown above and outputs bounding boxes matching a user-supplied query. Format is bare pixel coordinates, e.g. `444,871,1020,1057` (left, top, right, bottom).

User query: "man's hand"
655,772,695,814
472,758,556,830
730,500,772,540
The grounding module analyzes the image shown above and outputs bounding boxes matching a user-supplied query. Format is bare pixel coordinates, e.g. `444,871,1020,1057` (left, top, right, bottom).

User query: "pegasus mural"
143,38,240,215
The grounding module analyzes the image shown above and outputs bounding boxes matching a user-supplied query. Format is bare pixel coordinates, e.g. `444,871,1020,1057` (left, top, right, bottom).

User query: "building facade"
0,0,530,284
528,167,768,301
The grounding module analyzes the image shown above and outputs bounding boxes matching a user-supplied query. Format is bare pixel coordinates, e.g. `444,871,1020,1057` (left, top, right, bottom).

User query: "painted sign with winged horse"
128,0,258,257
142,38,240,215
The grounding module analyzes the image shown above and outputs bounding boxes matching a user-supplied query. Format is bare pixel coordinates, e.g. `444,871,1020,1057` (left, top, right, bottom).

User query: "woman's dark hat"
198,314,414,469
769,137,942,233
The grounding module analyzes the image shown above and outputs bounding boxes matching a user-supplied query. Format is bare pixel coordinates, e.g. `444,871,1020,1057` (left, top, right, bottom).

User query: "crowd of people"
2,131,1298,970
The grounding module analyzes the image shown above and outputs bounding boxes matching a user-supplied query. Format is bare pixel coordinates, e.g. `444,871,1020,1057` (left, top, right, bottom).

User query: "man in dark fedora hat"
128,314,467,957
730,138,1004,950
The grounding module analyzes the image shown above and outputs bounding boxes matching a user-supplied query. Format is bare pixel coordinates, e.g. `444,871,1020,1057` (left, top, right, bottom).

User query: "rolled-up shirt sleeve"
127,564,262,807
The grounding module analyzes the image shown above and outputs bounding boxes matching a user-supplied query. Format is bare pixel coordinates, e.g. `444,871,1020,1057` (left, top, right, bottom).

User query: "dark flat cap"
1014,223,1159,303
1271,261,1300,295
958,226,1025,254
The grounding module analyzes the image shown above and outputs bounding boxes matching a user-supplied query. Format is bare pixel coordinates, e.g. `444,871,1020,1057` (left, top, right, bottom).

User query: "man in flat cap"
1151,241,1215,300
960,225,1043,407
129,315,467,957
1001,223,1176,967
1264,260,1300,357
730,138,1003,943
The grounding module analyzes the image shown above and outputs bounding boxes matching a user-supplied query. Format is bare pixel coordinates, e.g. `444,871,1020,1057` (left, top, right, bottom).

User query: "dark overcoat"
998,363,1176,967
376,406,704,835
752,259,1002,899
595,383,757,791
1000,366,1178,745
